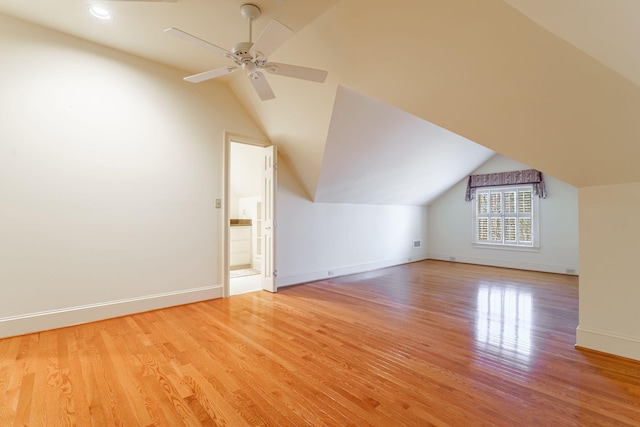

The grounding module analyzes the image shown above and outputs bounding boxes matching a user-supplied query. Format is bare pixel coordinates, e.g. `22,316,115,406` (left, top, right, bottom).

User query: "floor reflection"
475,283,533,367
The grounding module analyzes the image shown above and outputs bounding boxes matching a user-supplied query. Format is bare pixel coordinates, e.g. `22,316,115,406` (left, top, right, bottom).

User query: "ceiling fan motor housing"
232,41,254,58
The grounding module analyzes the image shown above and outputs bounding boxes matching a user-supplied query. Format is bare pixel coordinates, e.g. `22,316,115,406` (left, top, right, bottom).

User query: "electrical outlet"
215,199,221,209
328,270,334,276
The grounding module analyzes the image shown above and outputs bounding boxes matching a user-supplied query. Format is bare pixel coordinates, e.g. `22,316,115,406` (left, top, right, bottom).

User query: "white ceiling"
1,0,638,203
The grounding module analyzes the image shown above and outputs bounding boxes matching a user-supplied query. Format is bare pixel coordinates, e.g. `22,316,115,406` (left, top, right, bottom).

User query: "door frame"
223,132,272,298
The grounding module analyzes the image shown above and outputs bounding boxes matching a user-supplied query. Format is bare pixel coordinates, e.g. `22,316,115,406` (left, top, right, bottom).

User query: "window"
473,185,538,249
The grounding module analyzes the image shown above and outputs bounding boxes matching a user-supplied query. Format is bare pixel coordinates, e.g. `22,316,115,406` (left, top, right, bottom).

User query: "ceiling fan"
164,3,328,101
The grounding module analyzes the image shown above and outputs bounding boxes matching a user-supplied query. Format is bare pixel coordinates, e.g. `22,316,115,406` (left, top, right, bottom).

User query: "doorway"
229,141,263,295
224,135,276,297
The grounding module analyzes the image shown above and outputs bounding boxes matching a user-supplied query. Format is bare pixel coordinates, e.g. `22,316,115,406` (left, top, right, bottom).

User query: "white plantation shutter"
519,190,532,214
504,191,516,214
478,218,489,242
476,191,490,242
504,190,517,244
491,217,502,242
490,192,502,214
478,193,489,215
518,189,533,243
473,185,538,248
519,218,532,243
504,217,517,242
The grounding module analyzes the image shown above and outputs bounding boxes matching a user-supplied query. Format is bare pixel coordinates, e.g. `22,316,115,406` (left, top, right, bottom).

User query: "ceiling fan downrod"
240,3,261,43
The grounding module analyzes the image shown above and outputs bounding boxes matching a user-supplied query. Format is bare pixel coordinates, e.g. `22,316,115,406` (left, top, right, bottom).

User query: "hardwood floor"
1,260,639,426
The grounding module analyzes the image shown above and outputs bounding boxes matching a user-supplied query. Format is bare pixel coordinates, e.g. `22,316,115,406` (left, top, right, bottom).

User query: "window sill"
472,243,540,253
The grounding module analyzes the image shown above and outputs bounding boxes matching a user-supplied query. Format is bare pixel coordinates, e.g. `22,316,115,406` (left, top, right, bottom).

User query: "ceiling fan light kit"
165,3,328,100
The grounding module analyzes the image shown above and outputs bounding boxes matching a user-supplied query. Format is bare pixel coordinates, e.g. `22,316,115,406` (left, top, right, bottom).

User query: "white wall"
237,197,260,221
577,184,640,360
0,14,264,337
428,154,579,274
229,142,262,218
276,156,429,286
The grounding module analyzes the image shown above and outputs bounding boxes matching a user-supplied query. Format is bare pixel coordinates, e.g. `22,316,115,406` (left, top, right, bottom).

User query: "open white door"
261,145,277,292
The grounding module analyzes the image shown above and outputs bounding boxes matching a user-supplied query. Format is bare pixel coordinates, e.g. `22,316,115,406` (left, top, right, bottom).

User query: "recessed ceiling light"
88,5,111,20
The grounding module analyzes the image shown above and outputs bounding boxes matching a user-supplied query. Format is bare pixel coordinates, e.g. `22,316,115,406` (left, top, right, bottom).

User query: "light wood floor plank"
1,260,640,425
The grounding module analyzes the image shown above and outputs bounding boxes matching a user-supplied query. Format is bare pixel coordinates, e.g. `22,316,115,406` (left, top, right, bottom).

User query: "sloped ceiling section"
315,86,495,205
503,0,640,87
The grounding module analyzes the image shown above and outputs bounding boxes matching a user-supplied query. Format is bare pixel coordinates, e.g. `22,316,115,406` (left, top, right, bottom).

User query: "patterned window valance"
465,169,546,201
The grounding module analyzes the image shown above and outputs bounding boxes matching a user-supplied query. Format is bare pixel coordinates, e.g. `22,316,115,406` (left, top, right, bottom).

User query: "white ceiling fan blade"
250,72,275,101
264,62,328,83
184,66,239,83
164,27,235,59
249,20,293,59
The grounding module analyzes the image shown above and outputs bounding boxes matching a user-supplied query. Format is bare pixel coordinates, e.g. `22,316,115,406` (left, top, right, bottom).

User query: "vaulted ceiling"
1,0,639,204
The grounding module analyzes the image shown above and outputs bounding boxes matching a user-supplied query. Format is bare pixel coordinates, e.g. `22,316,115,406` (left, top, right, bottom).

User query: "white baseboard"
428,253,578,275
277,253,429,288
0,285,223,339
576,326,640,361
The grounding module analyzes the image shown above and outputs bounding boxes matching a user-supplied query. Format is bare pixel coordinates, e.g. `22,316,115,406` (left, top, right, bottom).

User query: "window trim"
471,184,540,250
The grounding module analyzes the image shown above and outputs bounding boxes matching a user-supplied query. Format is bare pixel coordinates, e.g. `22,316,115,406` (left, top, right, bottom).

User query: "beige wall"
0,14,265,337
577,184,640,360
